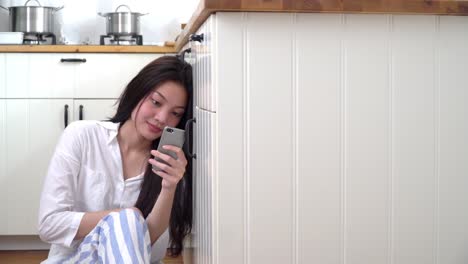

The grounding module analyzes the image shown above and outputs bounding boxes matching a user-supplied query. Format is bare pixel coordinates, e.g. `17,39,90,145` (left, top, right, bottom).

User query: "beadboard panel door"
0,54,5,97
244,13,294,264
4,54,29,98
295,13,343,264
2,54,75,99
75,54,160,98
192,15,216,112
73,99,118,121
344,14,392,264
215,12,246,264
392,15,438,264
0,99,73,234
438,16,468,264
28,54,76,99
196,12,468,264
193,107,216,264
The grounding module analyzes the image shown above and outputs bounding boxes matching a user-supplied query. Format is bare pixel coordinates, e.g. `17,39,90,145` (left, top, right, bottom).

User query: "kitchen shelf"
0,45,175,53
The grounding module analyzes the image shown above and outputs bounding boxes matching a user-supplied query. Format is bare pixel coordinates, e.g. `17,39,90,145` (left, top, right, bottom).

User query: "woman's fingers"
150,147,187,168
161,145,188,165
149,159,176,175
151,166,182,190
148,147,187,191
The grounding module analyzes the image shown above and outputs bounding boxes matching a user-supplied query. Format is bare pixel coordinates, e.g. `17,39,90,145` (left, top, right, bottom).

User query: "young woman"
38,56,193,263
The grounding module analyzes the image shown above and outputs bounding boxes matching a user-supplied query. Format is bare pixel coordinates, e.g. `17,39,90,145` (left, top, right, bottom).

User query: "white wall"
0,0,198,44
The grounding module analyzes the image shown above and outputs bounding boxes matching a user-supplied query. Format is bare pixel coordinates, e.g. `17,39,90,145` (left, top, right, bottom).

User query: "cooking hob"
23,33,56,45
100,34,143,45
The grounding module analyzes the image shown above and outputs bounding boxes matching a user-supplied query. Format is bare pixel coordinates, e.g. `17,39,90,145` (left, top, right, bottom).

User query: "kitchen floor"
0,250,187,263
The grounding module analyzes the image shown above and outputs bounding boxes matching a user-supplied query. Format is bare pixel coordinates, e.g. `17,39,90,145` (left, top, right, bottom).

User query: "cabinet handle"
185,118,196,159
79,105,84,120
64,104,69,128
189,33,204,43
177,47,191,62
60,58,87,63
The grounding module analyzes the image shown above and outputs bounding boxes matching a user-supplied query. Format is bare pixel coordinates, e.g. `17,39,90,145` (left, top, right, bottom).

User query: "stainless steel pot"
0,0,63,34
98,5,147,36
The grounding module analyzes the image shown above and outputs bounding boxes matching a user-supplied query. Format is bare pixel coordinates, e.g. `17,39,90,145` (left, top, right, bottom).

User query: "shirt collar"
96,121,120,145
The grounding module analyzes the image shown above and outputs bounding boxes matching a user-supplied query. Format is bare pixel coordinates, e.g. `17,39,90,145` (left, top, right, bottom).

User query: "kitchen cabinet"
0,52,160,238
193,107,216,264
2,54,75,98
74,54,158,98
0,99,73,235
187,13,468,264
73,99,117,121
0,53,159,99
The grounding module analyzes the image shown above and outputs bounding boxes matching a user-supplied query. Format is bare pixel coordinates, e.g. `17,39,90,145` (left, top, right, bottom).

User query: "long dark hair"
109,56,193,256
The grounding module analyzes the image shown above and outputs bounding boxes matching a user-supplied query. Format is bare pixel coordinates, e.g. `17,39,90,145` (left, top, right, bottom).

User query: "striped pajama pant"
62,209,152,264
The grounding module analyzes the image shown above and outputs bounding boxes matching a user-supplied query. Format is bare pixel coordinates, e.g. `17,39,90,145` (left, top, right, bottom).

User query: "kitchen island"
179,1,468,264
176,0,468,50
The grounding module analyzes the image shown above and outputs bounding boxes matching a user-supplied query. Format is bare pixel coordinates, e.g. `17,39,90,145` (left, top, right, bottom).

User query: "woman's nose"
154,109,169,125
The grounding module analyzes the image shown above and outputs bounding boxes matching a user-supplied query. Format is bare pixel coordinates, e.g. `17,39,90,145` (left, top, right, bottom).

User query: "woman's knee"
121,207,144,219
118,208,147,232
103,208,146,231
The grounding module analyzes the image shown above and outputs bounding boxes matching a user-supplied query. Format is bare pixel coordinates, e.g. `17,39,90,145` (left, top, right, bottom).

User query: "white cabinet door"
3,54,75,98
4,54,29,98
192,15,216,112
0,54,5,97
0,99,73,235
75,54,161,98
193,107,216,264
73,99,118,122
29,54,76,98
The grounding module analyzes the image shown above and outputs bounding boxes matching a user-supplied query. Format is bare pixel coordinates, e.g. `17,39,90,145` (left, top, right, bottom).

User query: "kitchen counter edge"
175,0,468,51
0,45,176,53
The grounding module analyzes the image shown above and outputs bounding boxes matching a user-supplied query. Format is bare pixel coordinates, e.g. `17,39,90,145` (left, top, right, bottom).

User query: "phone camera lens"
167,128,174,133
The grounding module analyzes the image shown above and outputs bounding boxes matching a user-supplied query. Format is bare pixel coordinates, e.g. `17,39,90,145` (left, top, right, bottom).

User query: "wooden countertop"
175,0,468,51
0,45,176,53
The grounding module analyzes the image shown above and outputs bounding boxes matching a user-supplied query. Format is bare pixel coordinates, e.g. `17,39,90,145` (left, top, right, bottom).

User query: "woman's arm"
146,188,176,244
146,145,187,244
38,122,84,247
74,209,119,240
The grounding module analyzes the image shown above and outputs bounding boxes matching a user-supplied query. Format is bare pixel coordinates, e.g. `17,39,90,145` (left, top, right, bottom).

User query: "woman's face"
132,81,188,141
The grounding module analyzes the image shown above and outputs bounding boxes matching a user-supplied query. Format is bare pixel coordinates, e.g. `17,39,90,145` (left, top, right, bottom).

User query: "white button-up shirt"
38,120,169,263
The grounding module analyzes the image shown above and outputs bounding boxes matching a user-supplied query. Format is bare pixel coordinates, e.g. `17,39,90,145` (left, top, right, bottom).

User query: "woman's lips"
147,122,162,134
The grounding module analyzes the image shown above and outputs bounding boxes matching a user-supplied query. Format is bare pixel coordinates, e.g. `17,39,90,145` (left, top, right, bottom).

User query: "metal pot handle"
0,5,9,11
24,0,42,6
115,4,131,13
54,6,64,12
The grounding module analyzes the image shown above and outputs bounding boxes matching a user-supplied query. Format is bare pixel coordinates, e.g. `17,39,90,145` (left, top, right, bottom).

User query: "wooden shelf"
0,45,176,53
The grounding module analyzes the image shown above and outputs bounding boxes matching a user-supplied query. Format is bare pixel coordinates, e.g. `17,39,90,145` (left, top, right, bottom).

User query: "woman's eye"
173,112,183,117
151,100,161,106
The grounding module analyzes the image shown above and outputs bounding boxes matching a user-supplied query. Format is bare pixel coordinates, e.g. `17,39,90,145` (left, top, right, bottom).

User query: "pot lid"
98,4,148,17
2,0,63,11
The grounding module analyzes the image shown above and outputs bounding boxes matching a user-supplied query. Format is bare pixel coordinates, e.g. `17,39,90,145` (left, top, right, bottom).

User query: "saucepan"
98,5,148,36
0,0,64,34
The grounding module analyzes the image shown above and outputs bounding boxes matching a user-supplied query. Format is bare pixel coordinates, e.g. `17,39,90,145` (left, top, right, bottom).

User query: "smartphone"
152,126,185,171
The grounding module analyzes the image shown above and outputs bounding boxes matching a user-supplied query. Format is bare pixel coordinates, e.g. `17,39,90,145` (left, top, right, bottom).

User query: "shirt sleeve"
150,228,170,264
38,122,85,248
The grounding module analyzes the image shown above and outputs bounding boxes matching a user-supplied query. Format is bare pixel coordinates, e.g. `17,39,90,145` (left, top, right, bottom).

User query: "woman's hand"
149,146,188,191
